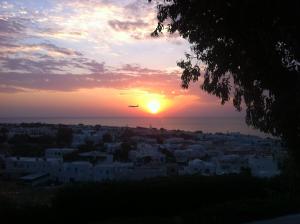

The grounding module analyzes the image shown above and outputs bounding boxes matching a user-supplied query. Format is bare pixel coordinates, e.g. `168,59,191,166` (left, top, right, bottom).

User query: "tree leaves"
150,0,300,165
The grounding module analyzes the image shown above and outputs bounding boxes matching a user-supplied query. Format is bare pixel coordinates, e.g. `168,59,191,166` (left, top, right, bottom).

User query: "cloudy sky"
0,0,243,117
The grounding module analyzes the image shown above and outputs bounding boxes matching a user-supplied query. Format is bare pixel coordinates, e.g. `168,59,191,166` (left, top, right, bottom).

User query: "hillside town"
0,123,284,186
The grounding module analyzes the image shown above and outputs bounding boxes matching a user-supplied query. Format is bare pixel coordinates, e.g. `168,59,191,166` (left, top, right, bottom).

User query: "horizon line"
0,116,245,119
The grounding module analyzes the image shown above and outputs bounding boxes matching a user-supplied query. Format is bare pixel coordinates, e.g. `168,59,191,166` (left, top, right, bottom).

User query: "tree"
8,134,30,145
0,127,8,143
150,0,300,166
102,133,113,143
78,139,96,152
56,126,73,146
114,142,133,162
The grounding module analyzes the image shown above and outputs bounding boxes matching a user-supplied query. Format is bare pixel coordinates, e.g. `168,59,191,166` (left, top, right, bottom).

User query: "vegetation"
114,142,134,162
102,132,113,143
149,0,300,167
6,134,55,157
56,126,73,146
160,147,176,163
0,175,300,223
0,127,8,143
78,139,97,152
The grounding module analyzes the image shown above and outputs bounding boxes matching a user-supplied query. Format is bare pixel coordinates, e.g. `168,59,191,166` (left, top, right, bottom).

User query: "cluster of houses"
0,123,283,185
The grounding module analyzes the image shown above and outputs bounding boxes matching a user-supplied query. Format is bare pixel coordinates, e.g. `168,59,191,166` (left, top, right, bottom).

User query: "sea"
0,117,271,138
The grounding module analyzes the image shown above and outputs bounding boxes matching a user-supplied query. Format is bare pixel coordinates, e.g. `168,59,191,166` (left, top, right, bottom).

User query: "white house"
129,144,165,164
129,165,167,180
181,159,216,175
45,148,77,158
105,142,121,153
79,151,113,163
20,172,51,186
71,133,86,147
4,156,62,177
93,162,133,181
215,155,248,175
8,126,57,138
164,137,185,144
174,147,207,163
59,161,93,182
248,155,280,177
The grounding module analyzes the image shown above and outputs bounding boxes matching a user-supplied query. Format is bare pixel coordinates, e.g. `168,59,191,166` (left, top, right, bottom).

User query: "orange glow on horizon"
135,91,171,115
147,99,160,114
0,87,209,117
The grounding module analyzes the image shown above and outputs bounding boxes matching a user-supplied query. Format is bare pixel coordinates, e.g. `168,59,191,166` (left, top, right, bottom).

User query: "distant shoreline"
0,117,271,138
0,116,245,119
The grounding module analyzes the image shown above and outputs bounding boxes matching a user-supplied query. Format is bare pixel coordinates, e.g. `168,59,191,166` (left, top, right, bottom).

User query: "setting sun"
147,100,161,114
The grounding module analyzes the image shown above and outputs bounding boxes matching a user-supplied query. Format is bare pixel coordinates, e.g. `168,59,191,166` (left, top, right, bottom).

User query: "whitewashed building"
129,144,165,164
129,165,167,180
181,159,216,175
105,142,122,153
79,151,113,163
248,155,280,177
59,161,93,182
4,156,62,177
45,148,77,158
8,126,56,138
215,155,248,175
93,162,133,181
174,147,207,163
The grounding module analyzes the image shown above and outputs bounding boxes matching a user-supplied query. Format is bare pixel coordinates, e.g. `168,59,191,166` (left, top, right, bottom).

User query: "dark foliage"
0,127,8,143
102,132,113,143
2,175,300,224
78,140,96,152
120,128,135,141
160,147,176,162
114,142,133,161
149,0,300,166
7,134,55,156
8,134,30,145
56,126,73,146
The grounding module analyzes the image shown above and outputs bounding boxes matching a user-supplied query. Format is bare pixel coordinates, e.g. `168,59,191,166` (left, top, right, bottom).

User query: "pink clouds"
108,19,149,31
0,64,181,95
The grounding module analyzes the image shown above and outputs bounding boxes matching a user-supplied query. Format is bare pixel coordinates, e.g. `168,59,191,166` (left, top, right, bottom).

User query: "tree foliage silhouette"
149,0,300,165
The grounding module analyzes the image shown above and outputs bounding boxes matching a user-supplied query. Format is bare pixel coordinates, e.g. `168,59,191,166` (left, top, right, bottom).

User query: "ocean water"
0,117,270,137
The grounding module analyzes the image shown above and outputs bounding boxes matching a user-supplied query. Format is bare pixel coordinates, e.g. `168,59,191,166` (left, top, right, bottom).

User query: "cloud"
0,84,26,93
39,43,83,56
0,63,185,97
0,53,105,74
0,1,192,99
0,15,104,74
0,14,89,74
0,18,24,44
108,19,148,31
0,42,83,57
0,18,23,34
118,64,166,74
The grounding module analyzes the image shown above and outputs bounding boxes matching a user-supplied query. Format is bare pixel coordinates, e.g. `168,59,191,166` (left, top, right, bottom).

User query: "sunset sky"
0,0,244,117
